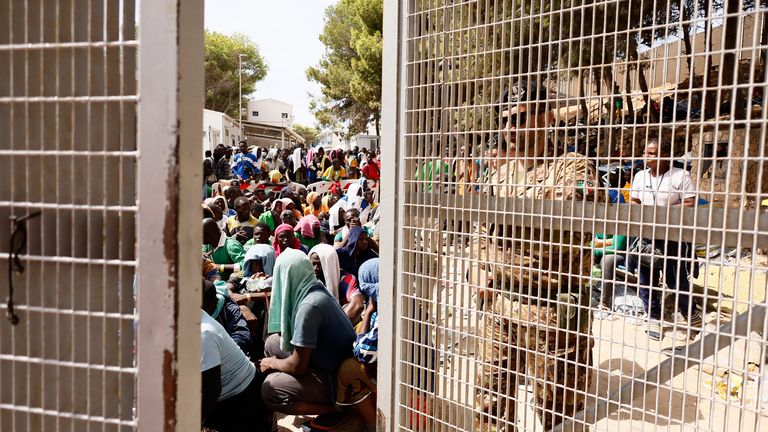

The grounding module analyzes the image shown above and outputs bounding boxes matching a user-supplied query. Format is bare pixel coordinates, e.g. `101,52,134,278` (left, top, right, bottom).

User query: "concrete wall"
203,109,242,154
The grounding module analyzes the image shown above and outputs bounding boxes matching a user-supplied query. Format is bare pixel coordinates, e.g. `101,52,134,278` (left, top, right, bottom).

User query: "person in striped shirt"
232,140,259,181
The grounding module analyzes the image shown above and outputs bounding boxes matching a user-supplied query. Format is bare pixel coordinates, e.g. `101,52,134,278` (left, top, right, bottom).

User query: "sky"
204,0,336,127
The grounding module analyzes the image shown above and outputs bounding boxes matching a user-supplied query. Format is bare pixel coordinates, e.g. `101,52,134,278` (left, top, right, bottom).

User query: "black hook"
7,211,41,325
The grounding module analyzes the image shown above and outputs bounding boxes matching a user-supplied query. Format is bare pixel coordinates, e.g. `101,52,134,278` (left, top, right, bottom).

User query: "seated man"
202,280,253,357
226,196,259,243
243,222,272,250
203,218,245,281
260,250,355,429
593,233,628,311
200,280,268,431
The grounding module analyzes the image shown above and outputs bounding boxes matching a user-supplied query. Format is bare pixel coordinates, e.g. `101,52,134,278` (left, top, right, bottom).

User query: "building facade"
246,98,294,128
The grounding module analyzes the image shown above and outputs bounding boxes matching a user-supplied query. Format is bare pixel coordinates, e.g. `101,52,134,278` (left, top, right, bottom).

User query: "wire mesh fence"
0,0,138,430
387,0,768,431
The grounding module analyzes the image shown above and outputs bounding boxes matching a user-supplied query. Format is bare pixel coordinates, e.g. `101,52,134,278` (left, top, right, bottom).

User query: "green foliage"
292,123,321,145
205,30,268,119
307,0,383,136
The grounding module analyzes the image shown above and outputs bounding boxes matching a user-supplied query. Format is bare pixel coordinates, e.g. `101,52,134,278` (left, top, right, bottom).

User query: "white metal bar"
0,40,139,50
0,404,136,427
0,201,137,211
0,150,138,156
379,0,406,429
135,0,203,431
0,354,137,374
0,253,136,267
0,95,138,103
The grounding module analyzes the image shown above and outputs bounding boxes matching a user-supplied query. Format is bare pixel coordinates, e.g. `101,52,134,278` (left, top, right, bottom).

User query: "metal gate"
1,1,202,430
380,1,768,431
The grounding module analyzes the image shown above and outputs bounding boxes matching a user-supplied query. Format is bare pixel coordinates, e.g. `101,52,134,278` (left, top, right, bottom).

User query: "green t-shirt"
593,233,627,260
258,211,277,232
204,237,246,279
296,232,321,250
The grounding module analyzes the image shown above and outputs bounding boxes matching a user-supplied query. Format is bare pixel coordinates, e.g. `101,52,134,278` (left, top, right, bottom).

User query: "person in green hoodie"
203,218,246,281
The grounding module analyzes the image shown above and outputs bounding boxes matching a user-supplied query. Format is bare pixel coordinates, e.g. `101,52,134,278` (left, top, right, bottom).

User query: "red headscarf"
273,223,302,257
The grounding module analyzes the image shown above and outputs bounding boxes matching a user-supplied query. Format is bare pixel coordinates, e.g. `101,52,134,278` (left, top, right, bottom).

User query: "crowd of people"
200,142,382,431
198,81,703,431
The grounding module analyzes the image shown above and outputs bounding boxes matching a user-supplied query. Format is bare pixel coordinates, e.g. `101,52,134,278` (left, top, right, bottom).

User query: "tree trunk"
721,0,747,120
579,71,590,121
681,21,694,76
702,0,719,118
603,66,621,124
628,35,655,123
625,62,635,120
677,0,695,75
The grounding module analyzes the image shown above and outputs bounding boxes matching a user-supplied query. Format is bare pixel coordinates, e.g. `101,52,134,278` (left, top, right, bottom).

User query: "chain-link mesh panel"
392,1,768,431
0,1,137,430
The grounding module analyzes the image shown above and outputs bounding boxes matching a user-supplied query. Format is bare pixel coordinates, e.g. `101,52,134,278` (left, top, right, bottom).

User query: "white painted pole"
137,0,203,430
239,53,245,140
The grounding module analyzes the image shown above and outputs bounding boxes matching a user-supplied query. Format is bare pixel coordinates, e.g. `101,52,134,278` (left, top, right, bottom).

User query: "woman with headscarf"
320,195,334,219
268,169,283,184
273,223,307,256
308,244,364,324
304,191,326,217
328,199,352,235
259,249,356,427
279,186,303,216
204,197,228,231
238,244,276,294
295,215,323,250
288,147,306,184
336,227,378,279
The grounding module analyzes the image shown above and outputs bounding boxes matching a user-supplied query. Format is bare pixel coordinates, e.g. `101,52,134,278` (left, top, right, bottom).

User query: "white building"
316,129,349,151
351,134,380,152
316,129,379,153
202,109,242,155
246,98,294,128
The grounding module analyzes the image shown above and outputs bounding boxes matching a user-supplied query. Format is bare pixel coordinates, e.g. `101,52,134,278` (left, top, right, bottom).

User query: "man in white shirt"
628,133,700,339
630,138,696,207
201,280,268,431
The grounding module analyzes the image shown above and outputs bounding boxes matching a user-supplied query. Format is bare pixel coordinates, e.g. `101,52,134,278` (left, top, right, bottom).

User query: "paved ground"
276,252,768,431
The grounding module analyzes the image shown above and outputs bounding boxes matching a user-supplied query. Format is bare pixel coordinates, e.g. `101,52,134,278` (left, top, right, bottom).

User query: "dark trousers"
203,373,271,432
628,240,692,319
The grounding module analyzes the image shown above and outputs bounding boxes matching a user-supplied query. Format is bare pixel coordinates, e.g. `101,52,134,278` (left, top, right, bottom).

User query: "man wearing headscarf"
273,224,307,256
471,80,601,430
309,243,364,324
239,244,276,294
295,215,323,250
336,226,378,279
260,250,355,428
